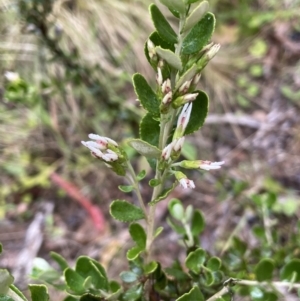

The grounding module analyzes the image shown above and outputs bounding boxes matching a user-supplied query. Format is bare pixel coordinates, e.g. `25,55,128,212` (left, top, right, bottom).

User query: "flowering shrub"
1,1,300,301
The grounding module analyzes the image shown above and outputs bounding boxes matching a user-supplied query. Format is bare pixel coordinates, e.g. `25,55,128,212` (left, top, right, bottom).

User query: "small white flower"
199,160,224,171
178,80,192,94
177,102,193,131
161,79,171,94
102,150,118,162
81,141,103,158
156,67,163,86
183,93,198,102
173,137,185,152
162,91,172,104
179,178,195,189
88,133,118,147
162,142,174,160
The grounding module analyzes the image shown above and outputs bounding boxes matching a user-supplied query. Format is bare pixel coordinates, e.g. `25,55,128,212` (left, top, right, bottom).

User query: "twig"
205,114,261,128
206,278,300,301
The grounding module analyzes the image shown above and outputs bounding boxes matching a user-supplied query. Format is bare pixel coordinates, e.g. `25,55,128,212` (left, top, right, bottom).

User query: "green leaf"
255,259,274,282
145,31,175,69
140,113,160,147
184,90,209,135
75,256,108,290
136,170,146,181
167,217,186,234
133,73,160,116
0,243,2,254
232,236,247,256
280,259,300,282
191,209,205,235
154,226,164,238
122,284,142,301
207,257,222,271
203,270,214,286
118,185,134,193
144,261,158,274
168,198,184,220
149,183,177,205
183,1,209,33
80,293,103,301
9,285,27,301
127,139,161,159
120,271,138,283
182,12,215,55
149,179,161,187
159,0,186,14
110,200,145,222
29,285,49,301
50,252,69,271
185,248,206,274
175,64,198,91
0,295,14,301
0,269,14,295
176,286,204,301
155,47,182,70
64,268,85,294
129,223,146,250
150,4,177,44
127,246,143,261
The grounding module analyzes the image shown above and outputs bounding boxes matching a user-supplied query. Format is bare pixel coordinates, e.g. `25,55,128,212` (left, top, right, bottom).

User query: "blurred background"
0,0,300,296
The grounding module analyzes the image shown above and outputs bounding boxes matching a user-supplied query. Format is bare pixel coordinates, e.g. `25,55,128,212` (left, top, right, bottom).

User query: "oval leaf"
129,223,146,250
133,73,160,116
150,4,177,44
185,248,206,274
50,252,69,271
0,269,13,295
29,285,49,301
144,261,158,274
191,209,205,236
280,259,300,282
183,1,209,33
159,0,185,14
140,113,160,147
176,286,204,301
144,31,175,69
118,185,134,193
182,12,215,55
255,258,274,282
168,198,184,220
207,257,222,272
149,183,176,205
184,90,209,135
155,47,182,71
110,200,145,222
127,246,143,261
136,170,146,181
127,139,161,159
64,268,85,294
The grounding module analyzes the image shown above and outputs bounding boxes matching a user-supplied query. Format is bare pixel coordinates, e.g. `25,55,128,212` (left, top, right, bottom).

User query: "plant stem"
126,161,148,219
145,9,188,260
206,278,300,301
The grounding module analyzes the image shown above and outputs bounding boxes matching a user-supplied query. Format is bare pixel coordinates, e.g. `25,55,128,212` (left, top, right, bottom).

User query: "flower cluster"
81,134,119,162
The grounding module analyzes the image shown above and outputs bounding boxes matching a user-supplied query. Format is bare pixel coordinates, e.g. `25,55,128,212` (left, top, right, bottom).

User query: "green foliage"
184,90,209,135
150,4,177,44
181,13,215,55
29,285,49,301
110,200,145,222
133,73,160,116
127,139,161,159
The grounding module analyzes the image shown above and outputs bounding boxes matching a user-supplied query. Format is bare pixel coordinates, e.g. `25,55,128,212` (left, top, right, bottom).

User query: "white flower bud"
162,79,171,94
207,44,220,60
178,80,192,94
162,91,172,104
156,67,163,86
